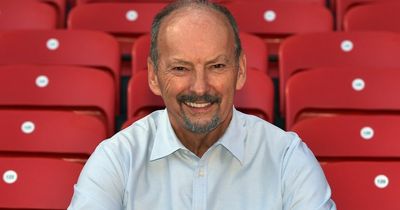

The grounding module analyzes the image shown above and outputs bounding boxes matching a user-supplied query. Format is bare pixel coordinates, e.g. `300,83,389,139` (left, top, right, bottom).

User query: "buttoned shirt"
68,108,336,210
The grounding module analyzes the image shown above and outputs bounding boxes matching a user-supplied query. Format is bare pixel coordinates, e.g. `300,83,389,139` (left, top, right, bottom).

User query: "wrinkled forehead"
157,6,236,59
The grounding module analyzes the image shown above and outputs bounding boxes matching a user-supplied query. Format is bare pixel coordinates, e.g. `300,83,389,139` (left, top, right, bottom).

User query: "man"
68,1,336,209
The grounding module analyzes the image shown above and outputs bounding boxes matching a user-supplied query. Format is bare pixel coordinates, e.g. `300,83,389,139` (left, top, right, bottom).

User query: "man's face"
148,8,246,135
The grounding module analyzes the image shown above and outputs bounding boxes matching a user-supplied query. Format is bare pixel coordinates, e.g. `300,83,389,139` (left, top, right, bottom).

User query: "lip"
183,101,214,114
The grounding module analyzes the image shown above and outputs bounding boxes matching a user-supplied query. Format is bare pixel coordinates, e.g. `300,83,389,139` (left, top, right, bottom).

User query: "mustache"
177,93,221,104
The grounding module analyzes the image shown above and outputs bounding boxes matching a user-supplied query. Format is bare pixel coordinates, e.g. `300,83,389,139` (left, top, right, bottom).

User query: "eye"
172,66,187,71
212,64,226,69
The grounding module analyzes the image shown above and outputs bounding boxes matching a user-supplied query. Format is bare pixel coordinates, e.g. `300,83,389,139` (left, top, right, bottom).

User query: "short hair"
150,0,242,70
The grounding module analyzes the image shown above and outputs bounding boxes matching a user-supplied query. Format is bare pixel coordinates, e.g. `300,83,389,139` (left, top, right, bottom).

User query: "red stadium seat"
0,30,120,113
286,67,400,209
0,109,106,158
132,32,268,75
127,70,164,119
0,30,119,82
292,115,400,159
240,32,269,74
0,65,115,135
285,67,400,129
68,2,167,73
279,31,400,115
131,34,151,75
0,0,58,30
321,161,400,210
41,0,67,27
335,0,397,30
234,68,274,122
225,1,333,69
343,1,400,32
0,157,83,209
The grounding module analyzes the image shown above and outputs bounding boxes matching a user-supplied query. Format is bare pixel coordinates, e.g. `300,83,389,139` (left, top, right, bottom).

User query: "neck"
172,111,233,157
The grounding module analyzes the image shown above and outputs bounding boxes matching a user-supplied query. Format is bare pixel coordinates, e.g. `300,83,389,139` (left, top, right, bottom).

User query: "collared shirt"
68,108,336,210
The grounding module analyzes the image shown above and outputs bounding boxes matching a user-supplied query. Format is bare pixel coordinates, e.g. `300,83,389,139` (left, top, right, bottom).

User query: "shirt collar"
215,108,246,164
150,108,246,164
150,109,185,161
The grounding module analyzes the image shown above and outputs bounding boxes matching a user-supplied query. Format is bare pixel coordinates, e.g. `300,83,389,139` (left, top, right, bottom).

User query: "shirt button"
198,168,205,177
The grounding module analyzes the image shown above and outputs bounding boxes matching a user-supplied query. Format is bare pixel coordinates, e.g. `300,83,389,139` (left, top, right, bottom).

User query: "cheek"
211,74,237,97
158,74,188,102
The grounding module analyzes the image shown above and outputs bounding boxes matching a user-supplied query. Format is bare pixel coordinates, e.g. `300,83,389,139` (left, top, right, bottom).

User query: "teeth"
185,102,211,108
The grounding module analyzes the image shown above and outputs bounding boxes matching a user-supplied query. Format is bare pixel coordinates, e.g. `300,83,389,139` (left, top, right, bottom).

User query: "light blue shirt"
68,109,336,210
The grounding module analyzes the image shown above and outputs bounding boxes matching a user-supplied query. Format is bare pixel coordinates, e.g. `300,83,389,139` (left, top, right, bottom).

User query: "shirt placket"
192,159,208,210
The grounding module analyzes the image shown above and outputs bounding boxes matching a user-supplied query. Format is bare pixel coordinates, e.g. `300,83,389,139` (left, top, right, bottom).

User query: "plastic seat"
285,67,400,128
131,32,268,75
68,2,167,57
292,115,400,159
131,34,151,76
41,0,67,27
0,109,107,158
0,30,120,113
225,1,333,55
0,0,58,30
343,1,400,32
127,70,164,119
0,29,119,82
239,32,269,74
0,65,115,135
321,161,400,210
0,157,83,209
335,0,397,30
279,31,400,115
234,68,274,122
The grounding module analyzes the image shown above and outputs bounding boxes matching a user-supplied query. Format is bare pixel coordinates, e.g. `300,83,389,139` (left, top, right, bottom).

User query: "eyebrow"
166,55,230,68
205,55,230,65
168,59,192,67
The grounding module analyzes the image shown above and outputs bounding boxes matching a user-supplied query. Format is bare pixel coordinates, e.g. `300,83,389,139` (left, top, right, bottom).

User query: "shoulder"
237,111,301,151
94,110,163,165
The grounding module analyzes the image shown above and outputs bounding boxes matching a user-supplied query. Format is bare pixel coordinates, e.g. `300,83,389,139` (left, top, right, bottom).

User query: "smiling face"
148,6,246,136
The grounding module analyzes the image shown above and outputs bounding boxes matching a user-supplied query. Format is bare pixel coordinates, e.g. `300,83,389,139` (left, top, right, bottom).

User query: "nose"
190,68,209,96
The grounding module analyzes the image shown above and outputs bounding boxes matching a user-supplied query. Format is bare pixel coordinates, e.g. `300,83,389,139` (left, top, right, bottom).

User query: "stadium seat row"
3,0,400,77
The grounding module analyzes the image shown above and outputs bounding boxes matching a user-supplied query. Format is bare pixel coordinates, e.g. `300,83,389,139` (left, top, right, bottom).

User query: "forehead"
157,6,235,60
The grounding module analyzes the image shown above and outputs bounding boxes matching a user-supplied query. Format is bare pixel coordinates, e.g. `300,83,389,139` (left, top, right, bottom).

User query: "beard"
182,112,220,134
177,92,221,134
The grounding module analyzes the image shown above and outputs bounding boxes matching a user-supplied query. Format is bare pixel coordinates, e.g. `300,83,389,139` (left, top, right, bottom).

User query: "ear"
147,58,162,96
235,53,247,90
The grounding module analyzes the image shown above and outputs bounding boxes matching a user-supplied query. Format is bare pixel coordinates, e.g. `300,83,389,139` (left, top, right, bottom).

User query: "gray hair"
149,0,242,70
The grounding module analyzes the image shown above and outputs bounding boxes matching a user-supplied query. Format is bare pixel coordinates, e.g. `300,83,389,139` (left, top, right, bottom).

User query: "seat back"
0,157,83,209
0,109,107,157
0,0,57,30
68,2,166,55
0,30,120,80
285,67,400,128
343,1,400,32
335,0,397,30
234,69,274,122
226,1,333,54
280,31,400,114
0,30,120,113
322,161,400,210
292,115,400,159
41,0,67,27
127,70,164,118
0,65,115,134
